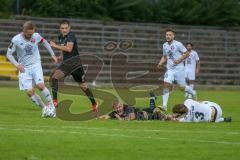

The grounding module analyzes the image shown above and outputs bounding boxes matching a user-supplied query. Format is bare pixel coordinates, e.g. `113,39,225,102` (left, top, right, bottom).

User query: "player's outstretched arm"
98,115,111,120
42,40,58,63
6,43,25,73
6,48,18,67
50,41,74,53
157,55,167,69
196,60,200,75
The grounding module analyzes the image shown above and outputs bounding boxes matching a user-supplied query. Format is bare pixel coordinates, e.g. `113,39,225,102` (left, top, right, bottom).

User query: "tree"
1,0,240,26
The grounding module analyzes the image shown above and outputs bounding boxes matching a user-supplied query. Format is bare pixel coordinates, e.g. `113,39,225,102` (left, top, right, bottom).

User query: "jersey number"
195,112,204,120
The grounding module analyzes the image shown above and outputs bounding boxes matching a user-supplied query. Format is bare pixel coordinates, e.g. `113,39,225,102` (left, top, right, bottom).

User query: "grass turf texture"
0,87,239,160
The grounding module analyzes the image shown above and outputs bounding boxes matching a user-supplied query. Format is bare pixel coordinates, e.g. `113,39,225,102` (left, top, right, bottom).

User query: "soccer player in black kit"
50,20,98,112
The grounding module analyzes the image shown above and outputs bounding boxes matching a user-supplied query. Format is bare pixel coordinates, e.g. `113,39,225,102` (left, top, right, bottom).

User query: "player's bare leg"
79,82,98,113
27,89,45,109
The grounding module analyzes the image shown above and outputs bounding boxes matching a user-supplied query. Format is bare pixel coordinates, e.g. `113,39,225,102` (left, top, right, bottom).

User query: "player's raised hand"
52,55,58,64
50,41,57,48
16,64,25,73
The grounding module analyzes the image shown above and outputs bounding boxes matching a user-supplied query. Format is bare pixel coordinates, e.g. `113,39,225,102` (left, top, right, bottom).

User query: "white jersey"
178,99,213,122
163,40,187,70
8,33,44,68
185,50,199,73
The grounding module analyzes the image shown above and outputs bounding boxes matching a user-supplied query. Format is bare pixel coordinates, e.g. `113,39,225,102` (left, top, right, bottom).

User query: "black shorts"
57,56,86,83
71,66,86,83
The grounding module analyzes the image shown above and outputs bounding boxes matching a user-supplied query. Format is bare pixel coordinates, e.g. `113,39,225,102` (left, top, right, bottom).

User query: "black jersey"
108,105,136,119
58,32,79,61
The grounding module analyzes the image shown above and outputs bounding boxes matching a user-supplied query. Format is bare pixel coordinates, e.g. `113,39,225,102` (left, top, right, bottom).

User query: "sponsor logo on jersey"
30,38,36,43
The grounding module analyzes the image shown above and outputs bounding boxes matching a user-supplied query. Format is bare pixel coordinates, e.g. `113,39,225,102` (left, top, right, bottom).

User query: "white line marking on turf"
0,124,239,135
0,127,239,145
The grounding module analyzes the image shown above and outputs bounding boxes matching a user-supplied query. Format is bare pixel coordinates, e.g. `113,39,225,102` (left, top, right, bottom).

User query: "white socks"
162,88,169,109
185,86,196,96
30,94,45,108
41,87,54,108
185,84,195,98
215,118,224,122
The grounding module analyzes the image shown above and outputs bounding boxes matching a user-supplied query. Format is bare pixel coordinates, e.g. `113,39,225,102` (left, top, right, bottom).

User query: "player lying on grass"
163,99,232,122
6,21,58,117
99,92,166,121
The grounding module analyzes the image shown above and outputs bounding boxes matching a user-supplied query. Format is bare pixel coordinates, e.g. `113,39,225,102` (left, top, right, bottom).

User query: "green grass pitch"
0,87,240,160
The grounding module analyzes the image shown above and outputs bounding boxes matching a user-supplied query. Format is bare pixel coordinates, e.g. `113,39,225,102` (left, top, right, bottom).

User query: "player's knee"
163,82,171,88
188,80,194,84
52,70,64,80
27,89,35,97
36,83,45,91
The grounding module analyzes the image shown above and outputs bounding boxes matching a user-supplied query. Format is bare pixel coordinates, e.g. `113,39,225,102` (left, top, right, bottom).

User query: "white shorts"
19,64,44,90
185,70,196,81
164,68,186,86
212,103,223,122
202,101,223,122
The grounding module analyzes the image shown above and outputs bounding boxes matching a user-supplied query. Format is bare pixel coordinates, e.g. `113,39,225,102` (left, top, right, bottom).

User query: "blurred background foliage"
1,0,240,26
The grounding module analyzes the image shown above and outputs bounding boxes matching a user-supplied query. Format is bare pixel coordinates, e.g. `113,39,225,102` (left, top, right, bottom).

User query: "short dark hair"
112,99,120,108
165,28,175,34
59,20,70,26
23,21,35,31
172,104,188,115
186,42,193,47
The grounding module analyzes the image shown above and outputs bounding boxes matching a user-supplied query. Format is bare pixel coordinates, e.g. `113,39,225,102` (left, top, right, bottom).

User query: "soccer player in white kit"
185,42,200,98
170,99,232,122
6,21,58,116
157,28,196,111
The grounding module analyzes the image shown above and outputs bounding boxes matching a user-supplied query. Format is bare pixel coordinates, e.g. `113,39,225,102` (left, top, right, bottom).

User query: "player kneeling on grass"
165,99,232,122
6,21,58,117
99,92,166,121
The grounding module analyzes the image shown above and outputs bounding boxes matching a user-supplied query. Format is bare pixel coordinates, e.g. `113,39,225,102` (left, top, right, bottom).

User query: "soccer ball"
42,105,56,118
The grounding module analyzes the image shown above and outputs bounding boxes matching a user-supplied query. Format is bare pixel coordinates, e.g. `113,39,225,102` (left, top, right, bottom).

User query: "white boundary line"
0,124,239,135
0,126,240,145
